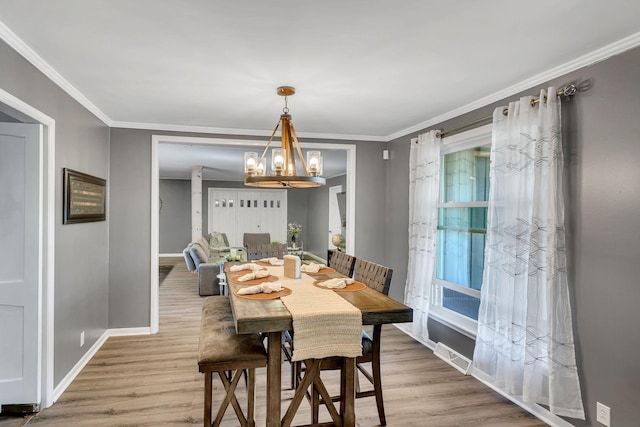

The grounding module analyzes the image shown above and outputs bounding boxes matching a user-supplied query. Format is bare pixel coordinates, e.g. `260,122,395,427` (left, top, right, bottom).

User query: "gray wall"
353,140,389,266
385,46,640,426
109,129,152,328
0,39,110,386
287,188,309,247
306,175,347,258
159,179,191,253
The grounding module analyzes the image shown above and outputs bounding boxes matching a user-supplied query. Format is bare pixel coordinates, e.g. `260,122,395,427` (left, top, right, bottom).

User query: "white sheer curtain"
405,130,440,343
473,88,585,419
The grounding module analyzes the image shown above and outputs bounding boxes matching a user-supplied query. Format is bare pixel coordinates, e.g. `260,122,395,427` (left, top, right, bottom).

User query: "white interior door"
208,188,287,247
328,185,343,249
239,190,263,235
258,191,287,244
0,123,42,407
208,189,238,245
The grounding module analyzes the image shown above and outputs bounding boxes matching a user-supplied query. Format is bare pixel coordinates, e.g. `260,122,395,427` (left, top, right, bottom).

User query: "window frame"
429,123,492,338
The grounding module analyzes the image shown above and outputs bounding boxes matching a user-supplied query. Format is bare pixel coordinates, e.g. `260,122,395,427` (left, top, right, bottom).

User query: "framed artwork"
63,168,106,224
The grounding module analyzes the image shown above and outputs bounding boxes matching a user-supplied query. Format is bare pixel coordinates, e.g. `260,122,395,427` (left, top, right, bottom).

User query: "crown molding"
0,20,112,126
386,31,640,142
110,120,385,141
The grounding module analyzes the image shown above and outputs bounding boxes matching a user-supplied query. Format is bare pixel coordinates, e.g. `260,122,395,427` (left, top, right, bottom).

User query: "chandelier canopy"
244,86,325,188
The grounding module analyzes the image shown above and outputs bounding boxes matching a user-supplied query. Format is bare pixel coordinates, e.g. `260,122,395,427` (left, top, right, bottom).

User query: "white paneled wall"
208,188,287,246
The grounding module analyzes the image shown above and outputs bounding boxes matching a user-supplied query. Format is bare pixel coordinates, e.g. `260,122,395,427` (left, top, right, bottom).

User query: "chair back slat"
243,233,271,247
245,243,287,261
329,251,356,277
353,259,393,295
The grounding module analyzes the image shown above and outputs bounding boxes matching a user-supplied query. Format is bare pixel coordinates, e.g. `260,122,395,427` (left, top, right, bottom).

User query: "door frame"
150,135,356,333
0,88,56,409
328,185,343,249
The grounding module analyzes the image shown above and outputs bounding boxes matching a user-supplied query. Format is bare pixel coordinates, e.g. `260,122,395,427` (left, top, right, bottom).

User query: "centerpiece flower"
287,223,302,248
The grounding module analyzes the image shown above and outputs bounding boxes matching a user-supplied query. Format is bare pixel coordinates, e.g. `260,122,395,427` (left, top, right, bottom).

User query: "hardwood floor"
3,257,547,426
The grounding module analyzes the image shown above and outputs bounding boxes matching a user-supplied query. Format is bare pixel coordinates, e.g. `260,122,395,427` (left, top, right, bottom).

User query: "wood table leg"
342,357,356,427
266,331,282,427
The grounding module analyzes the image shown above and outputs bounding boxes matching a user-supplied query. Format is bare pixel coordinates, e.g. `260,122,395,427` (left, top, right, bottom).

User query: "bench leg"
247,368,256,427
204,372,213,427
215,369,247,426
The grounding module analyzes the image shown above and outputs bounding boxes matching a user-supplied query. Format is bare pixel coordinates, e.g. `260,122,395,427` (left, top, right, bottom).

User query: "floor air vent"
433,342,472,375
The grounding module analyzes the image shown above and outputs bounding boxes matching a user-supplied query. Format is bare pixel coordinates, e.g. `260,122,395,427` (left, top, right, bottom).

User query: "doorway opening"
149,135,356,333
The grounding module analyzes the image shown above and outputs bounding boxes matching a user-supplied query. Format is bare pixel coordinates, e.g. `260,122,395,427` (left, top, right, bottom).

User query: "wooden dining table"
227,264,413,427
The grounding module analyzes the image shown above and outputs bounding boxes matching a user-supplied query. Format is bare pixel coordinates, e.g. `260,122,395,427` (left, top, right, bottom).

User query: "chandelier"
244,86,325,188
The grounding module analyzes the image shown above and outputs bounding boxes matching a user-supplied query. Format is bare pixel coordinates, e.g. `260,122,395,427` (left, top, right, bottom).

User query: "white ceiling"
1,1,640,179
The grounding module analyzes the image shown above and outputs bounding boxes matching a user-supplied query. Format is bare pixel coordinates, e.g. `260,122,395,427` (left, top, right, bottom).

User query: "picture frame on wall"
63,168,106,224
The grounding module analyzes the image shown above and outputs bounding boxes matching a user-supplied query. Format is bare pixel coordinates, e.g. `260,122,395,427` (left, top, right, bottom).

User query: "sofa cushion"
183,246,196,272
190,244,209,271
197,237,211,258
209,232,227,249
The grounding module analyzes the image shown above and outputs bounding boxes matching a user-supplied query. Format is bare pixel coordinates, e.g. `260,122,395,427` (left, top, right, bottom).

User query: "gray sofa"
183,233,247,296
183,236,222,296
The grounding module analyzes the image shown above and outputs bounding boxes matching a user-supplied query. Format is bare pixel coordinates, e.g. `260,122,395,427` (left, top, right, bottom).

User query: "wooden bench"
198,296,267,427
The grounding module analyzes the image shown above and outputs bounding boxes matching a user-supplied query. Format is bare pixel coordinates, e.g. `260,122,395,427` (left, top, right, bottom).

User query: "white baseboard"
159,253,183,257
107,327,152,337
52,330,109,402
52,326,152,402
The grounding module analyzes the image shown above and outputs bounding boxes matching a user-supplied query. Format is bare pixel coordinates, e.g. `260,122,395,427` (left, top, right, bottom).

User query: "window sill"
429,306,478,340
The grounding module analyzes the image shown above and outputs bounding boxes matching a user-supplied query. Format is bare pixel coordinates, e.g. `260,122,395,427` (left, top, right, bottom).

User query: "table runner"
267,266,362,362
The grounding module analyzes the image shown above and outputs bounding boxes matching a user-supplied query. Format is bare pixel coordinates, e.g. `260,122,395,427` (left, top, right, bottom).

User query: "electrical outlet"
80,331,85,347
596,402,611,426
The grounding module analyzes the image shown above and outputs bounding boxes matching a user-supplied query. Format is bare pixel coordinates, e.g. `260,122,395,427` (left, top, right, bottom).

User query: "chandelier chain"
283,95,289,114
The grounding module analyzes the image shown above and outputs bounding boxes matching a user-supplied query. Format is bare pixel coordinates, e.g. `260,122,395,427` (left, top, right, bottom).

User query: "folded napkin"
316,277,355,289
260,257,284,266
229,263,261,272
237,282,283,295
237,269,270,282
300,262,327,273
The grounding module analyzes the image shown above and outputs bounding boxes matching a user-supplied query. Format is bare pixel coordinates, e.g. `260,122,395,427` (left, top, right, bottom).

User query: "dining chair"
353,259,393,296
245,243,287,261
242,232,271,247
328,251,356,277
310,259,393,426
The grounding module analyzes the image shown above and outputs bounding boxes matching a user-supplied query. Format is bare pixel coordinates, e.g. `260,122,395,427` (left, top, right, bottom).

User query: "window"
430,125,491,336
